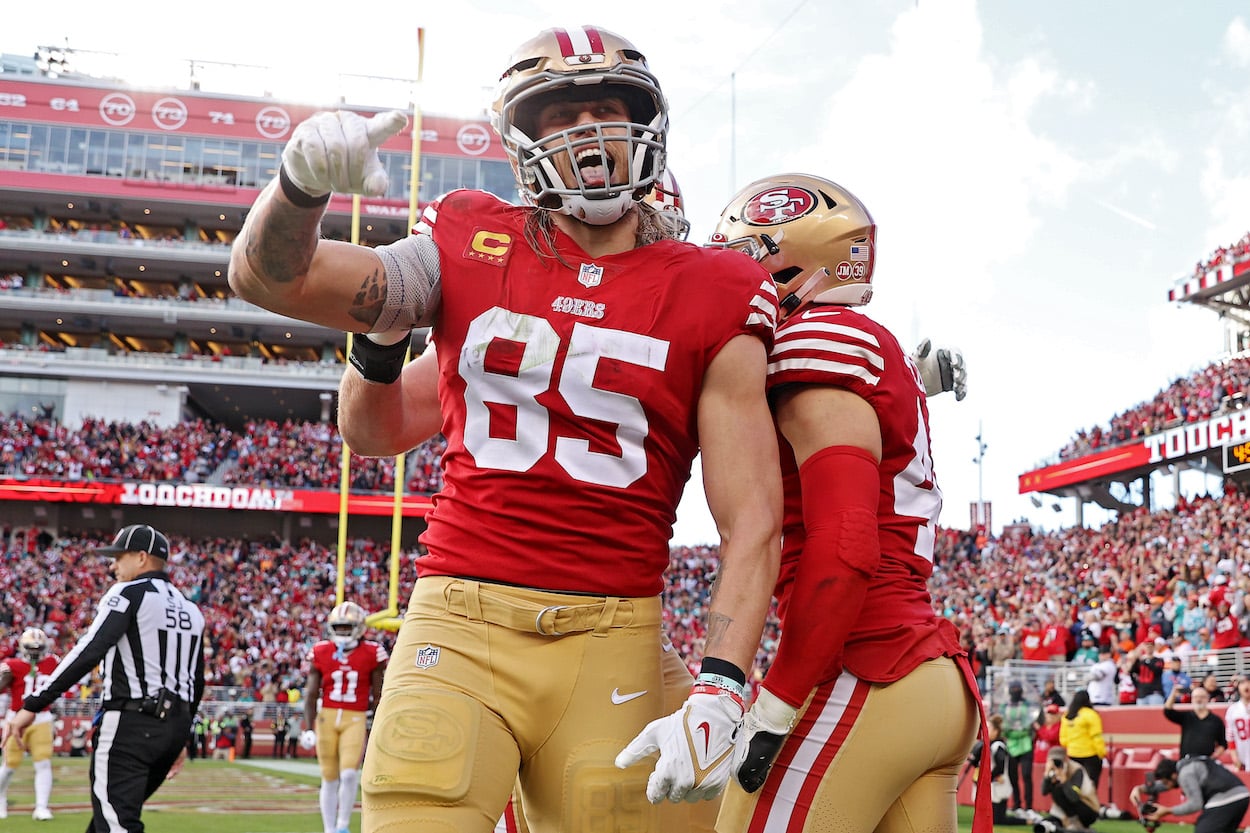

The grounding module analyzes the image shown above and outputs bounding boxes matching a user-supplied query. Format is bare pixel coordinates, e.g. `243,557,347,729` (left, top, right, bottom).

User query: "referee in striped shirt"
1,524,205,832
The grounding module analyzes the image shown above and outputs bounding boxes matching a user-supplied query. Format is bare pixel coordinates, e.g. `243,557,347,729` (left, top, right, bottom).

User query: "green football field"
0,757,327,833
0,757,1190,833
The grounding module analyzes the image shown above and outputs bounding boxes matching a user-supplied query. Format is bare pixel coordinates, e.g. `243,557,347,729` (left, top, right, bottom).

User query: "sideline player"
708,174,984,833
1224,676,1250,770
301,602,387,833
228,24,782,833
0,628,60,820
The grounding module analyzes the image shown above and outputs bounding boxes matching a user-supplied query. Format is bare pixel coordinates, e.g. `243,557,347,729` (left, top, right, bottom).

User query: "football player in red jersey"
708,174,986,833
0,628,60,821
301,602,387,833
229,23,782,833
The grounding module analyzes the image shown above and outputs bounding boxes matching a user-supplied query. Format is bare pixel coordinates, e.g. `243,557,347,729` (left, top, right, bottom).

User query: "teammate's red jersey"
1,654,60,720
416,190,778,596
766,305,962,684
306,641,388,712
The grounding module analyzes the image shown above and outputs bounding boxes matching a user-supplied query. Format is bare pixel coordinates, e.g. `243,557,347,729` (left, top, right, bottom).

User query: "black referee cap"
97,524,170,559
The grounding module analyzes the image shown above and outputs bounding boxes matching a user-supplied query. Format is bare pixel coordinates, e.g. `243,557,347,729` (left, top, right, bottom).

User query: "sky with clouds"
4,1,1249,545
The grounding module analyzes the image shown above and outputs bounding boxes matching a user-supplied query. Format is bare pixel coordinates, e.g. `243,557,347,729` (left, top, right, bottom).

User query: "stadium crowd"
1058,353,1250,462
3,482,1250,704
0,414,447,494
7,401,1250,701
936,485,1250,702
1186,230,1250,285
8,343,1250,494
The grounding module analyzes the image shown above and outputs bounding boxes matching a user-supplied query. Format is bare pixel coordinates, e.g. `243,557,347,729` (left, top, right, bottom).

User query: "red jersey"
306,640,388,712
416,191,777,596
1,654,60,723
1042,624,1069,657
1212,613,1243,650
1033,720,1061,764
1019,627,1049,662
766,305,962,684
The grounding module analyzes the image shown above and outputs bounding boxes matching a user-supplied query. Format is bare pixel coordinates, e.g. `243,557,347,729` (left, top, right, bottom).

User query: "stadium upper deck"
0,52,515,431
1019,232,1250,522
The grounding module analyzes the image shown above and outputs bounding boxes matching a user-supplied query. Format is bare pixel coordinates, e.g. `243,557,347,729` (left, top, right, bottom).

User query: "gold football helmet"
19,627,49,661
644,168,690,240
710,173,876,317
491,25,668,225
326,601,366,650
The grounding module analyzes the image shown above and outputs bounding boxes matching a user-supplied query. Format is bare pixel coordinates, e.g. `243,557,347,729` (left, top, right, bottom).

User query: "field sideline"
0,757,326,833
0,757,1189,833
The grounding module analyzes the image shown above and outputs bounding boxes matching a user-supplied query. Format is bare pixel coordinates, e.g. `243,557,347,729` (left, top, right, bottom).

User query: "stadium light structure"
973,421,988,507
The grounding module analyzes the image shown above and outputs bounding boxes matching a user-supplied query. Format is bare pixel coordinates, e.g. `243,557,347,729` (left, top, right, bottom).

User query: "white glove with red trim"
731,687,799,793
298,729,317,750
281,110,407,198
913,338,967,401
615,686,745,803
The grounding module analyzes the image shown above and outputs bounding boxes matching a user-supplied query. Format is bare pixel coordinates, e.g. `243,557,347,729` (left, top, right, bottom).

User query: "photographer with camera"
1037,746,1101,833
1130,756,1250,833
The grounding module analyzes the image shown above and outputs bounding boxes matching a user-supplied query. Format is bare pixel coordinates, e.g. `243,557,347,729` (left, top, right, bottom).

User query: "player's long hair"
522,202,676,270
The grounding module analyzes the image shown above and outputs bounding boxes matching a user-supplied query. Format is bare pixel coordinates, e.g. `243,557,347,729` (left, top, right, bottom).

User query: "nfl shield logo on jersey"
577,262,603,288
414,644,441,669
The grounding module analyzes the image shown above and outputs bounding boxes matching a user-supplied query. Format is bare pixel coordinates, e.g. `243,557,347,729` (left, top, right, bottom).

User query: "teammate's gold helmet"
643,168,690,241
19,627,49,661
490,25,668,225
326,602,366,650
710,173,876,318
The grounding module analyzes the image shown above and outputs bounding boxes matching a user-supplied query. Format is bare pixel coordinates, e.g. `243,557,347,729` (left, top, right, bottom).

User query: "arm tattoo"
243,197,321,285
705,611,734,652
348,267,387,329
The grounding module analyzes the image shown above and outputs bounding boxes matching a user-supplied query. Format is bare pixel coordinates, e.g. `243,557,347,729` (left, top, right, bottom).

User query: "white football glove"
731,687,798,794
281,110,408,198
912,338,967,401
615,689,744,803
298,729,317,750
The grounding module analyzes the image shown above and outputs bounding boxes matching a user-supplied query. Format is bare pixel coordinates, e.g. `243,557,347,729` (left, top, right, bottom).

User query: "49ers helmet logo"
742,186,817,226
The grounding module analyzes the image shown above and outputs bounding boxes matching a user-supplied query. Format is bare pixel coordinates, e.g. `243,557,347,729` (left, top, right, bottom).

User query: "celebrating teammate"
706,174,984,833
301,602,387,833
228,23,782,833
0,628,60,821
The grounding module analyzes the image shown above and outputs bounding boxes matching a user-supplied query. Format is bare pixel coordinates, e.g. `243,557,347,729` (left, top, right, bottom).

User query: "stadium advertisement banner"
1019,409,1250,493
0,78,505,159
0,478,433,517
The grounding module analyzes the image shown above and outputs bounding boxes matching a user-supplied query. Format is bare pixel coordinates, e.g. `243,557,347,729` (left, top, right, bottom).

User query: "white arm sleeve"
371,233,442,333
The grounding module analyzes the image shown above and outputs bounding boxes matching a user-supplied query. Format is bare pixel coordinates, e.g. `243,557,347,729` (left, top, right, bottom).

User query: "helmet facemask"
326,602,366,652
493,27,668,226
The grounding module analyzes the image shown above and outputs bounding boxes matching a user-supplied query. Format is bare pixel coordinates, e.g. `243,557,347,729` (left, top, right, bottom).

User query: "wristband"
695,680,740,695
278,164,331,208
698,656,747,686
348,333,409,384
696,656,747,700
690,683,745,705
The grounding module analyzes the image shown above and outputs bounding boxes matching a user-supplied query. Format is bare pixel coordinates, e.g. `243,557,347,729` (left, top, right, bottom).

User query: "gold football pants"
364,575,714,833
717,656,978,833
